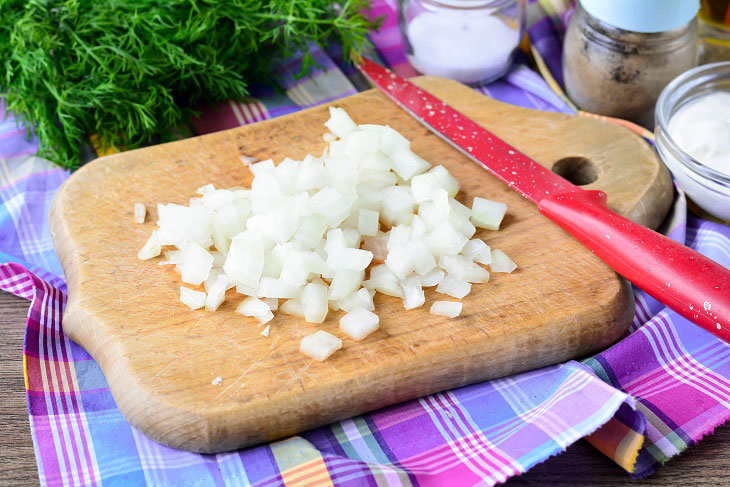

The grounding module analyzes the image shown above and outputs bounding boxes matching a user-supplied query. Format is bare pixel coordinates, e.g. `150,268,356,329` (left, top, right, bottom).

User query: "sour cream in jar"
655,62,730,222
668,91,730,177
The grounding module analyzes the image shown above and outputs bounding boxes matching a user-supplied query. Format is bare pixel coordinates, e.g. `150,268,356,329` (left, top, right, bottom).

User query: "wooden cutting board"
50,76,673,453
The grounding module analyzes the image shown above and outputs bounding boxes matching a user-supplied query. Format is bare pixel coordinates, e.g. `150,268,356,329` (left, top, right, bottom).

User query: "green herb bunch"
0,0,379,169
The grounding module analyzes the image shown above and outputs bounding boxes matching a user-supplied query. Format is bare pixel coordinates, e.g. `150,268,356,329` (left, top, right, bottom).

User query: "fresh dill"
0,0,380,169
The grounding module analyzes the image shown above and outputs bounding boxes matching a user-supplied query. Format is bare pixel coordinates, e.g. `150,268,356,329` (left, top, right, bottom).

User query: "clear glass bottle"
563,1,699,128
399,0,526,85
698,0,730,63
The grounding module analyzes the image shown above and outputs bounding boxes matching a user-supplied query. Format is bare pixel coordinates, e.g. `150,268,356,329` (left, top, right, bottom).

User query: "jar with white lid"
563,0,700,128
655,62,730,221
398,0,526,85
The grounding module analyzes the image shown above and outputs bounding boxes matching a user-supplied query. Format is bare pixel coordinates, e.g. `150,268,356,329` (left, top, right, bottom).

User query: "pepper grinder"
563,0,700,128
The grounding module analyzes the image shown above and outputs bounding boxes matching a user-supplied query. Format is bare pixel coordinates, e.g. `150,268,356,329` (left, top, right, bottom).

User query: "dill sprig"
0,0,380,169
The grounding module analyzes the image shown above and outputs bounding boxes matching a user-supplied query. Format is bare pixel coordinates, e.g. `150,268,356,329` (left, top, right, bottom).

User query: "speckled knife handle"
539,189,730,342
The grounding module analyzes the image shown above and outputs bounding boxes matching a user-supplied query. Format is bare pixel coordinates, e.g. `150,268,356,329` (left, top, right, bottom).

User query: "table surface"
3,291,730,486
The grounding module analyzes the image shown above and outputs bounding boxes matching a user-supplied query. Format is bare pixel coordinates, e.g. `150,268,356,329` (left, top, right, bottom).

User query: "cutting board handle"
539,189,730,342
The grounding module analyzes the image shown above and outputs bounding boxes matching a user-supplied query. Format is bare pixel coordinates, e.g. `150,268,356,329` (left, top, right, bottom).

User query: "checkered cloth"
2,0,730,485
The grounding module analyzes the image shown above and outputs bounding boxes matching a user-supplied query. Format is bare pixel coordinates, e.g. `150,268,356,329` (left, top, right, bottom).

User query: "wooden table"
2,290,729,486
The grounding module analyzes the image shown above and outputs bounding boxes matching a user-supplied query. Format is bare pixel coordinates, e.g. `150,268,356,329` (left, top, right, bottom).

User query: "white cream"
668,91,730,177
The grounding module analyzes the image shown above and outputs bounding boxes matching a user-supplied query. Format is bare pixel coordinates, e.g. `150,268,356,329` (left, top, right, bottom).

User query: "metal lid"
580,0,699,33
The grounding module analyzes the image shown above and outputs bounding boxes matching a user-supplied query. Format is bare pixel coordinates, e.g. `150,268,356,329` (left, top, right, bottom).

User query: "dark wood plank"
1,288,729,486
0,292,39,487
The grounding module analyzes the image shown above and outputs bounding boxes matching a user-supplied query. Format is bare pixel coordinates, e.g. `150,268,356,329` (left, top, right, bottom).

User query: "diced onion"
137,230,161,260
436,275,471,298
490,249,518,273
180,286,206,310
134,203,146,224
139,107,514,361
471,197,507,230
300,330,342,361
340,307,380,340
430,301,462,318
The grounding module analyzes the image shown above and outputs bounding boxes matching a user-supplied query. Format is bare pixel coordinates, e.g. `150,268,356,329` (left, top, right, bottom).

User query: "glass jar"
655,62,730,221
563,1,699,128
698,0,730,63
398,0,526,85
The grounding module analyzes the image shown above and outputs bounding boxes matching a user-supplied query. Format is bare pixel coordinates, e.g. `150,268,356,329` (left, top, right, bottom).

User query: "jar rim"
416,0,518,10
655,61,730,186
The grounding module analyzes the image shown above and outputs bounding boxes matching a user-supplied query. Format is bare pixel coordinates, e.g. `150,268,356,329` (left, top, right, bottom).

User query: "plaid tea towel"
1,0,730,485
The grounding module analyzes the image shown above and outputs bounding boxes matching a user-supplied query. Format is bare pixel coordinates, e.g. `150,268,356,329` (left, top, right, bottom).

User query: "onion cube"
257,278,301,299
430,301,462,318
342,228,361,248
300,330,342,361
196,184,215,195
462,239,490,261
345,130,379,164
180,286,206,310
294,214,328,249
257,310,274,325
261,298,278,311
260,325,271,337
301,282,329,323
428,166,460,197
328,269,364,300
378,126,410,156
223,231,264,289
385,244,414,279
280,299,305,318
401,276,425,310
340,307,380,340
213,204,244,239
359,169,397,189
204,268,223,292
409,240,437,276
381,186,414,226
181,243,214,285
137,230,161,260
358,209,380,237
134,203,146,224
439,255,490,283
471,197,507,230
338,288,375,312
295,156,325,191
327,247,373,271
390,147,430,180
203,189,235,210
362,234,388,262
423,221,468,258
279,252,311,287
324,107,357,138
358,124,385,134
205,275,228,311
436,275,471,298
420,268,445,287
490,249,518,273
360,152,393,171
236,296,271,317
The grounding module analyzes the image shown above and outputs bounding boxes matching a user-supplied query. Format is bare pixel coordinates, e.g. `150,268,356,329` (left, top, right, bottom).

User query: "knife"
358,57,730,342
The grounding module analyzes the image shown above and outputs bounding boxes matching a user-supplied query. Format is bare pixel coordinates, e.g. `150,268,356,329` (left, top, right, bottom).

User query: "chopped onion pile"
139,107,517,361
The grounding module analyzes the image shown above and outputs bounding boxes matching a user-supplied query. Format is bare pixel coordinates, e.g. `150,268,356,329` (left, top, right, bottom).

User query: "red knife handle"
538,189,730,342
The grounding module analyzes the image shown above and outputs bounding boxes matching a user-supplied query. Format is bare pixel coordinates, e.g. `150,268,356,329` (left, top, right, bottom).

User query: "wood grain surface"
5,289,730,486
49,76,673,453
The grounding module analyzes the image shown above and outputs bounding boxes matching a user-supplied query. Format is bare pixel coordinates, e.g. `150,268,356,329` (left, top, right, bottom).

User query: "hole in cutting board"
551,157,599,186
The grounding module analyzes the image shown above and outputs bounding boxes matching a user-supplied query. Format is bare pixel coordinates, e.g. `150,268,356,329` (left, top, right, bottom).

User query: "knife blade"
358,57,730,342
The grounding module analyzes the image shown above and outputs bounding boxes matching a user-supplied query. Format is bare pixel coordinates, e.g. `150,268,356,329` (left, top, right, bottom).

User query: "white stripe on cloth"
639,314,730,406
420,394,514,484
38,278,74,487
